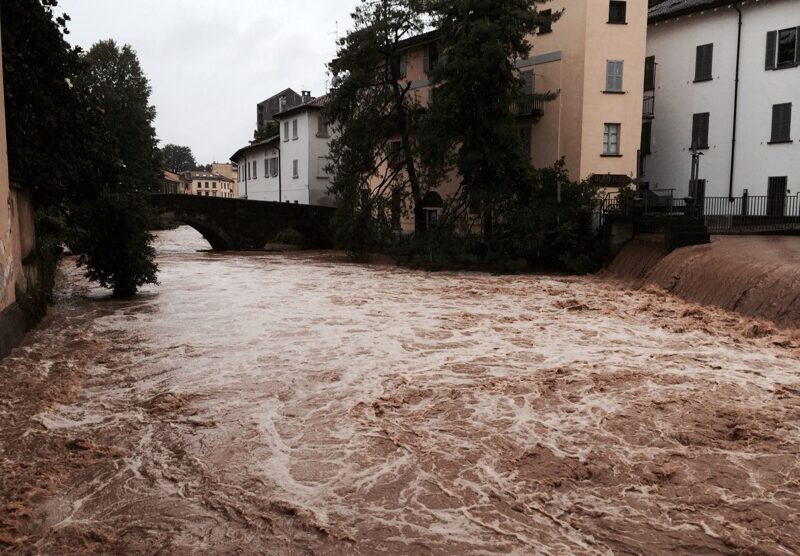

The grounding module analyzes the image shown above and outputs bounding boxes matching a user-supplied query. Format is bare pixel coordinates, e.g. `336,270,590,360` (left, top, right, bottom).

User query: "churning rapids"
1,227,800,555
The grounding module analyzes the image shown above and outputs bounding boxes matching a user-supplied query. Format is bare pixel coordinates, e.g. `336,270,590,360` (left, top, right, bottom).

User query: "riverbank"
606,235,800,330
1,228,800,553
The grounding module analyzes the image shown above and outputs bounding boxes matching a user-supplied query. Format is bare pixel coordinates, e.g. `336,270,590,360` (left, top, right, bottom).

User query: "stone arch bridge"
149,195,336,251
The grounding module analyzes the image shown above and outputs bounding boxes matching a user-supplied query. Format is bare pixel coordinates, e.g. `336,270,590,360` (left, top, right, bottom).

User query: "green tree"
2,3,159,298
326,0,429,257
161,143,197,173
421,0,559,234
76,40,162,193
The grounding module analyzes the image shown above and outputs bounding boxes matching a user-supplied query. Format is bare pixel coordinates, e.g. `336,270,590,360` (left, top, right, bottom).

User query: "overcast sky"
58,0,357,164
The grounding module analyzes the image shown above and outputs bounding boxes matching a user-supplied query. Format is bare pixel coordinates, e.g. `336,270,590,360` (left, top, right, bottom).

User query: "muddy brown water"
1,227,800,555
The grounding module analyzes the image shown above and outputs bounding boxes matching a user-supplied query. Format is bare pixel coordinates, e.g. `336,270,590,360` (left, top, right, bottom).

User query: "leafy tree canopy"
161,144,197,173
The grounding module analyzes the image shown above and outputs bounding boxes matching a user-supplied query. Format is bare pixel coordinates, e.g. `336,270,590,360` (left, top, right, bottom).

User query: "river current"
1,226,799,554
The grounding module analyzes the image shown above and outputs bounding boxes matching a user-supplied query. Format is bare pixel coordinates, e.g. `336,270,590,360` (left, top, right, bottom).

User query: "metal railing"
510,95,545,118
600,189,800,234
643,95,655,119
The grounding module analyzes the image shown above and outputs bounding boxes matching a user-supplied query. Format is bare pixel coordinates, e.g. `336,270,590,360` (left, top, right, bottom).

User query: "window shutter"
423,46,430,74
399,53,407,78
695,46,703,81
796,27,800,65
606,62,614,91
781,103,792,141
704,44,713,79
766,31,777,70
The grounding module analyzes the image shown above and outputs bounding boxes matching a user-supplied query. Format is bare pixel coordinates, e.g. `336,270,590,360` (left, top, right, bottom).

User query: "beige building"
212,163,239,198
182,171,236,198
391,1,647,229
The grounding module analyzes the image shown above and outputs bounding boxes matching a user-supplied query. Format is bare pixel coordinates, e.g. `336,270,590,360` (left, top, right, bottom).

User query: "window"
265,159,269,178
292,119,298,139
391,187,402,230
284,121,290,141
767,177,788,217
317,157,330,178
644,56,656,91
205,181,209,188
770,103,793,143
538,9,553,34
317,115,329,137
694,43,713,82
519,127,532,160
388,140,405,169
765,28,799,70
603,123,621,155
270,158,279,177
641,120,652,155
779,28,799,66
292,160,299,178
423,43,440,75
608,1,626,24
605,60,624,92
521,71,534,95
691,112,710,149
212,182,217,188
252,160,257,179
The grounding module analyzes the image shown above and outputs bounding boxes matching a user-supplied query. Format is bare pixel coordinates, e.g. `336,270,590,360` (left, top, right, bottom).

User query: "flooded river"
2,226,800,554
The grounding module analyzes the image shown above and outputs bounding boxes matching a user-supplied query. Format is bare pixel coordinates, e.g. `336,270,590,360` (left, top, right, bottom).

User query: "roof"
649,0,745,23
229,135,281,163
163,171,181,183
274,94,329,119
257,88,301,107
182,171,234,183
397,29,439,50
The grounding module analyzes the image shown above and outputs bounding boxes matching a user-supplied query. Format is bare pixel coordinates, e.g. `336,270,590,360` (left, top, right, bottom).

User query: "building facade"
211,162,239,198
182,171,236,198
387,1,648,231
274,97,335,206
642,0,800,205
162,171,182,194
232,93,335,206
232,137,282,202
0,26,38,358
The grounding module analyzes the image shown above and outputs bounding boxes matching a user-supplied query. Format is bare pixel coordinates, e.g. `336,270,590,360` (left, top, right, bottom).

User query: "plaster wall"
235,144,281,202
0,26,16,312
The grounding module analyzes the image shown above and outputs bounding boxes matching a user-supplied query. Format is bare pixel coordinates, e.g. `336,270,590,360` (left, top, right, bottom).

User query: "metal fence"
600,190,800,234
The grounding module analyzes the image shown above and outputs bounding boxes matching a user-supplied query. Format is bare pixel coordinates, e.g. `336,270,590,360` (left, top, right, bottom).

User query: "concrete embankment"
606,235,800,330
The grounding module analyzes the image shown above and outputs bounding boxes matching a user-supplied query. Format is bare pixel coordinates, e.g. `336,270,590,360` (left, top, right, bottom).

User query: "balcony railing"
643,95,655,119
510,95,545,118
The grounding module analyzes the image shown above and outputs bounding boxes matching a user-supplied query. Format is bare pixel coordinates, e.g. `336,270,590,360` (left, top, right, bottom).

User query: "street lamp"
689,145,704,216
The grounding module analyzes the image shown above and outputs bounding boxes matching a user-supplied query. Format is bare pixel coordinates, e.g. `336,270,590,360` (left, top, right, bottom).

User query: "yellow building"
211,163,239,198
182,171,236,198
391,1,647,229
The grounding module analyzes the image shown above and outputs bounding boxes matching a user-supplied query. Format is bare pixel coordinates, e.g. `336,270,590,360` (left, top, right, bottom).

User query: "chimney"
302,90,312,103
278,95,287,111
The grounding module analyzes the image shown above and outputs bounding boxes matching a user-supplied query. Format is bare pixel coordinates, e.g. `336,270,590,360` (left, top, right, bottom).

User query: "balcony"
643,95,655,119
510,95,545,118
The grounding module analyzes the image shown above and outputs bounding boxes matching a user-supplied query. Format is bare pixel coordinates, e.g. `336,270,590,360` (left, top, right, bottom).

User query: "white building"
231,93,335,206
643,0,799,209
274,95,335,206
231,136,281,202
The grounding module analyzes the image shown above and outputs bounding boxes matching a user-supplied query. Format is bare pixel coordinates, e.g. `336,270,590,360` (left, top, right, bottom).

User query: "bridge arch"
169,217,234,251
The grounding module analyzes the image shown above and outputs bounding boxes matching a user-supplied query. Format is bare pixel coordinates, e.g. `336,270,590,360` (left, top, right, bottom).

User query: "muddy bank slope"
607,235,800,329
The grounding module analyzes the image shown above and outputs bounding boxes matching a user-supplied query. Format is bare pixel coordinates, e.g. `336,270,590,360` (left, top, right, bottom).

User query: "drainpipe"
278,146,283,203
729,6,743,200
244,155,249,199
